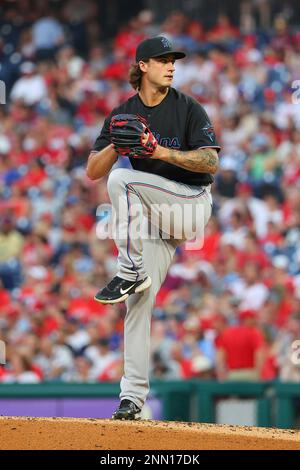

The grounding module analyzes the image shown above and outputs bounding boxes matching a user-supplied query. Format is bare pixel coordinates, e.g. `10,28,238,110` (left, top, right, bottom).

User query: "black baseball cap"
136,36,186,62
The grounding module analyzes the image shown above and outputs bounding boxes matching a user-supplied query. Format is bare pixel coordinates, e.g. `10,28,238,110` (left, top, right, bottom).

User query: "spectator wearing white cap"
10,62,47,105
215,155,239,198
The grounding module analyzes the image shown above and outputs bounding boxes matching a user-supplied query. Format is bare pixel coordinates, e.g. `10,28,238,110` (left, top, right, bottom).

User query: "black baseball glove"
109,114,157,158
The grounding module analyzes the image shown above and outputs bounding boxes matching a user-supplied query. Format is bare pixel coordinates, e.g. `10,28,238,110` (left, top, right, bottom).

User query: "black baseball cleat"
94,275,151,304
112,399,141,420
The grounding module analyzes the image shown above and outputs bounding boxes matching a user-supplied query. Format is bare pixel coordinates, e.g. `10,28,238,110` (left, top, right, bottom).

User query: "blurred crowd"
1,0,300,384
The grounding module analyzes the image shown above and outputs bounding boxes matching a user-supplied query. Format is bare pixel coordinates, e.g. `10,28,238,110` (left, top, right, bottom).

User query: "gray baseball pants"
107,168,212,409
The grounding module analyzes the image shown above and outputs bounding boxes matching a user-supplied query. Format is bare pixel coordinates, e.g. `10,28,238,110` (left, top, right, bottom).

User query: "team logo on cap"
161,37,171,49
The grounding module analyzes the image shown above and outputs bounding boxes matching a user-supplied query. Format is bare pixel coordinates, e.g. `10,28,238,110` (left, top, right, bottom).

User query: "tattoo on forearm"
168,148,218,173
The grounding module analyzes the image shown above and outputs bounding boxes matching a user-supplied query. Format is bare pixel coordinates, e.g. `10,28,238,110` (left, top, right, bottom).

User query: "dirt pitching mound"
1,416,300,450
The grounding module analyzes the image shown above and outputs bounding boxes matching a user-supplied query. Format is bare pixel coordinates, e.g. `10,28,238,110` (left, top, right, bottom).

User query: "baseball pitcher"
87,36,220,419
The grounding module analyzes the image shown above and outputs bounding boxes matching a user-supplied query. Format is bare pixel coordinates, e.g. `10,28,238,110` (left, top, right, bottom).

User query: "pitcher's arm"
86,145,118,180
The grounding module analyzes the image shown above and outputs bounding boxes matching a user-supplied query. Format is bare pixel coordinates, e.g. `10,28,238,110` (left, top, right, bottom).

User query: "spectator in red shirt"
216,310,265,381
207,14,240,42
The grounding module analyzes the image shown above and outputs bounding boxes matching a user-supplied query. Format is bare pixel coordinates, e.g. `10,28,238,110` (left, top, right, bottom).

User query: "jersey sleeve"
92,114,112,152
186,100,221,151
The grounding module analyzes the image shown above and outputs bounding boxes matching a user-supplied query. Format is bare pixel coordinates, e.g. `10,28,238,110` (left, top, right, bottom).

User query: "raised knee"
107,169,129,197
107,168,136,193
107,168,124,190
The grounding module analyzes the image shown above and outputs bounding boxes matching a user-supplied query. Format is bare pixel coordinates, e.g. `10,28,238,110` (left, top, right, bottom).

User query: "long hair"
129,61,149,90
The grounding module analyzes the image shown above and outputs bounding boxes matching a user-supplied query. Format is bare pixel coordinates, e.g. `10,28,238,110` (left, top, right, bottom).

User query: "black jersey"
92,88,220,186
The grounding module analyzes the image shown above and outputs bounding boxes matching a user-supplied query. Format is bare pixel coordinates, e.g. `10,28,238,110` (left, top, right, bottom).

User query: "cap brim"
150,51,186,60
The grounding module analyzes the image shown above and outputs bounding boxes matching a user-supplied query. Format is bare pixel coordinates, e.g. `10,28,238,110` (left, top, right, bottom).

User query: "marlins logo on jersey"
202,122,216,142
